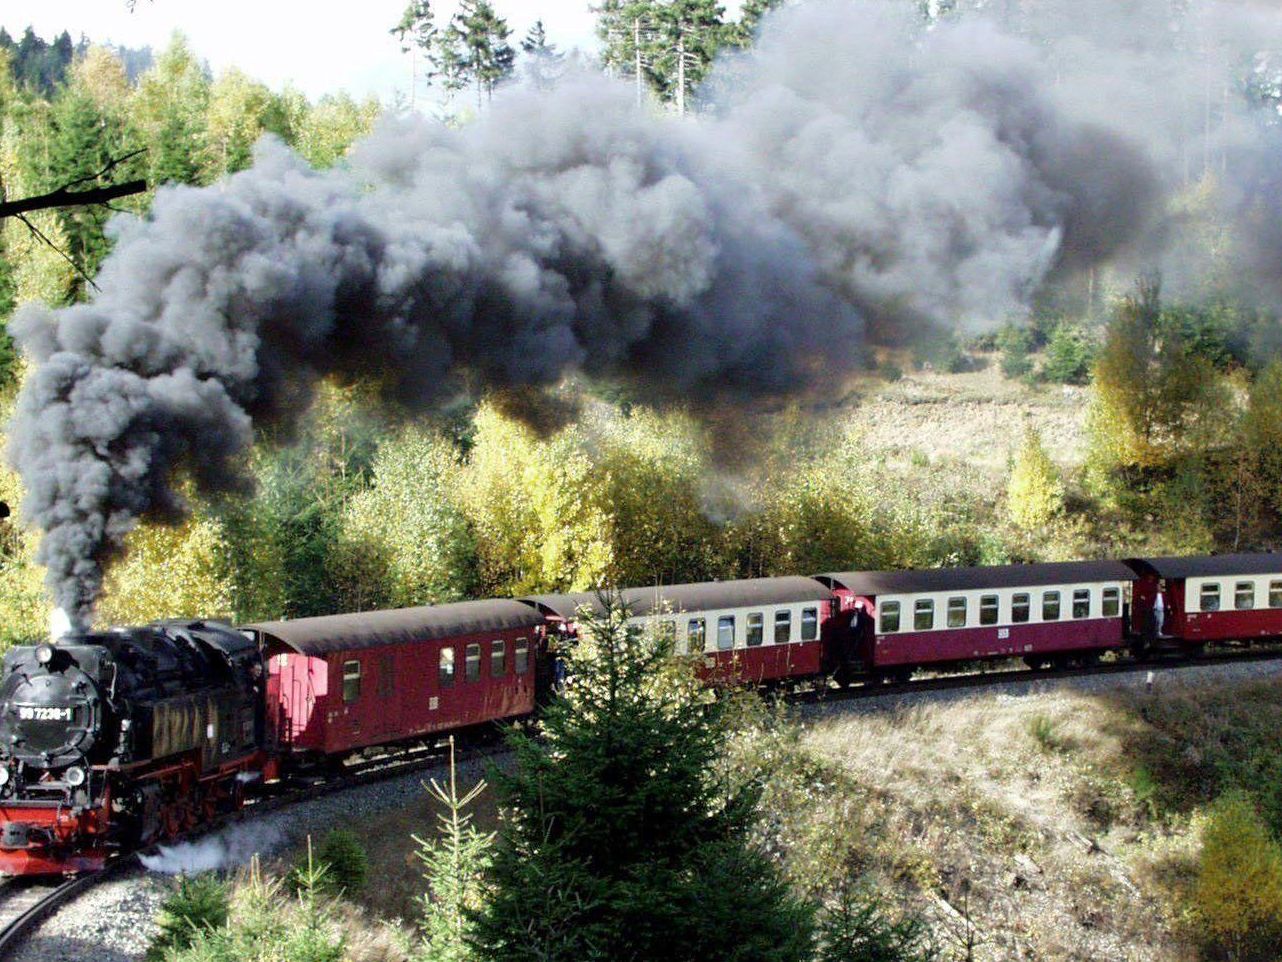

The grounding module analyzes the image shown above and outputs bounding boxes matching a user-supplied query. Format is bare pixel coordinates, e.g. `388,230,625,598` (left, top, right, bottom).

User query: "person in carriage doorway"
1153,580,1168,638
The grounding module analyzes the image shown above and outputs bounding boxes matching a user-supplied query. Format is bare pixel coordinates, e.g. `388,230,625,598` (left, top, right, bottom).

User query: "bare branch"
0,179,148,220
14,213,102,294
62,147,147,193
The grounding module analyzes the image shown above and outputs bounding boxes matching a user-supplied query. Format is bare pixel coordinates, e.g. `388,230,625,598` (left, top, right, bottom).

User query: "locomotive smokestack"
7,0,1282,618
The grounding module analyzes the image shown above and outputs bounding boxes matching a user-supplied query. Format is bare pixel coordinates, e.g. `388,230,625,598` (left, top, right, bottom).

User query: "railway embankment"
13,662,1282,962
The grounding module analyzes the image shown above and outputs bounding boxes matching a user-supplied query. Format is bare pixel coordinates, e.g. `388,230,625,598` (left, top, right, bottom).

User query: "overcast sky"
0,1,619,102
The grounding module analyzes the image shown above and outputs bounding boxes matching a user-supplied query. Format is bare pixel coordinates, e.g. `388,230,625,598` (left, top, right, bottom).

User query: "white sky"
0,1,613,102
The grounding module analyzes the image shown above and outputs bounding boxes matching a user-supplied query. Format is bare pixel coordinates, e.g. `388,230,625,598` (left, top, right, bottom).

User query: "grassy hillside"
738,677,1282,962
851,362,1089,478
267,675,1282,962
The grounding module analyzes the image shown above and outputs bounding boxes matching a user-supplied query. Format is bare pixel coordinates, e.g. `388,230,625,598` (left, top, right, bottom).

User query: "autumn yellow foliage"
1006,425,1064,530
1190,794,1282,961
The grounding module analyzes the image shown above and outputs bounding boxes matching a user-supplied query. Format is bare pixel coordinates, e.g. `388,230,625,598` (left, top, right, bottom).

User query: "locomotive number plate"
16,706,73,721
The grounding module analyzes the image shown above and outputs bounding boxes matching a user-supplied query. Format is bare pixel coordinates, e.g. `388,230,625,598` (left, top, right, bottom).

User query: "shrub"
146,873,230,961
1190,793,1282,962
1006,426,1063,530
881,362,904,383
996,325,1034,381
167,856,350,962
999,349,1033,380
316,829,369,897
1027,714,1061,753
1040,323,1094,385
816,883,937,962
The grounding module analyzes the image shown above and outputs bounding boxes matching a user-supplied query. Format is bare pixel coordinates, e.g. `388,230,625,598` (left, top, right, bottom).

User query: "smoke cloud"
139,820,285,875
8,0,1282,621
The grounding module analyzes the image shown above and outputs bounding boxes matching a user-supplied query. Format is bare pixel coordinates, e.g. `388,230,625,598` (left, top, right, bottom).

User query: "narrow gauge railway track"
149,733,513,862
0,739,510,957
0,867,123,956
798,642,1282,707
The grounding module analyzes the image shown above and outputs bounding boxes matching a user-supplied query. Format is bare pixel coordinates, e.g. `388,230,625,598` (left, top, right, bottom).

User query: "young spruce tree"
472,595,814,962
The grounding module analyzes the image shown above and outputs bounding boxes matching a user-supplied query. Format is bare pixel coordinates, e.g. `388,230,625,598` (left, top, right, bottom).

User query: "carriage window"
1200,583,1221,612
979,595,999,626
439,648,455,688
1042,591,1061,621
801,608,819,641
914,599,934,631
879,601,900,634
465,643,481,682
687,618,706,654
747,612,764,647
1235,581,1255,610
491,640,507,676
515,638,530,675
717,616,736,650
1012,593,1030,623
342,660,361,703
1271,581,1282,609
1102,587,1120,618
947,597,967,628
1073,589,1091,619
775,610,793,643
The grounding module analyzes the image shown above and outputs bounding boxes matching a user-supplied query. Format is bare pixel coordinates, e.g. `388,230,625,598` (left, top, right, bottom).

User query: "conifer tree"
134,35,210,186
453,1,515,109
520,20,564,90
391,1,438,103
595,0,729,109
733,0,788,46
649,0,727,112
45,86,121,291
472,596,814,962
415,738,493,962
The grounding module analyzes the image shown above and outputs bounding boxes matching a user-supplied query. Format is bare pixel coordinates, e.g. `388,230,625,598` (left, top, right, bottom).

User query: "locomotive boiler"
0,620,266,875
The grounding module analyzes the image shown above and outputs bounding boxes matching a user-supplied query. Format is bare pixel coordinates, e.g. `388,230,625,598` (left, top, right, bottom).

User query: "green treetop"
471,595,814,962
520,19,564,90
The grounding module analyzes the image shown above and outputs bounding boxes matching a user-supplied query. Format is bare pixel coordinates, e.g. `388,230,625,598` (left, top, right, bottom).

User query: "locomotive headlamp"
64,766,86,787
36,643,55,665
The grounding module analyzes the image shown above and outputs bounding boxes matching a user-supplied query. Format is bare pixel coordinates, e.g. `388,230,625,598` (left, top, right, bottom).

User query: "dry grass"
781,680,1282,962
849,365,1089,479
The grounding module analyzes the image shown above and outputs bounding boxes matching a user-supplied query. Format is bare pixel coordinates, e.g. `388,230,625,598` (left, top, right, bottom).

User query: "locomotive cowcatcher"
0,620,266,875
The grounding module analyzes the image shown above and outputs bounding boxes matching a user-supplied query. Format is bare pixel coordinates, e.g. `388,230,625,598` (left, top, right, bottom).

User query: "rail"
0,862,126,957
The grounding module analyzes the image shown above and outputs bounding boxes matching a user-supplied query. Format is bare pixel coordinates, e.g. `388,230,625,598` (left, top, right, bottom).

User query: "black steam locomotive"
0,621,265,874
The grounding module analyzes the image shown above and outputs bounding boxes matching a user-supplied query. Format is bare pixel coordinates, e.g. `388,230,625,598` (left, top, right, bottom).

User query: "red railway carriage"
1125,554,1282,646
246,601,546,760
815,561,1137,673
523,577,837,684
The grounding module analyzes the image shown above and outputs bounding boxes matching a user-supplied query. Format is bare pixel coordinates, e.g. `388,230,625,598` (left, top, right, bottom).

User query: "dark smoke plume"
8,0,1282,622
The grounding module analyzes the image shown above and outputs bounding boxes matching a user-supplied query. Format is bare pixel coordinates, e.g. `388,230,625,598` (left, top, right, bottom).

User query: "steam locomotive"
3,551,1282,876
0,621,265,874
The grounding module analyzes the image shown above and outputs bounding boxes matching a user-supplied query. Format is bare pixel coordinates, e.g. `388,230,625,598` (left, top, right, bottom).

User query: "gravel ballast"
10,750,503,962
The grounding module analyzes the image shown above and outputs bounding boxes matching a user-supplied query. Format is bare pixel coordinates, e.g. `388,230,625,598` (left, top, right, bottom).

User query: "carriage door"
375,652,397,737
